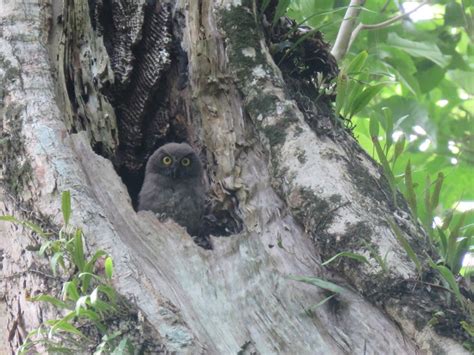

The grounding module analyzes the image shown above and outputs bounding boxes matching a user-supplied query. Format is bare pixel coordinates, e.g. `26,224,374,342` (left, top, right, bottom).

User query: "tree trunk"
0,0,468,354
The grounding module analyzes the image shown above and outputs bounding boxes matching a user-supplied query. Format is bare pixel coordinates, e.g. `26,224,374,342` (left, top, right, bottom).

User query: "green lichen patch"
294,125,304,137
362,272,471,347
295,148,306,164
345,153,393,208
261,109,300,147
218,4,266,85
263,125,286,146
219,4,303,151
321,148,344,162
289,187,331,234
329,194,342,204
319,221,372,264
0,56,20,91
0,105,31,197
247,94,277,119
342,221,372,246
0,54,31,197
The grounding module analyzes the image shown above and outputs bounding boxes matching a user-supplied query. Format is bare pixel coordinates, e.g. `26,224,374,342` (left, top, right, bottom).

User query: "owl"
138,143,206,238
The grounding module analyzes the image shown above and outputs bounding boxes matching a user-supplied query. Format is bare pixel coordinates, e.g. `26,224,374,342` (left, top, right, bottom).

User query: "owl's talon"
155,212,168,221
192,235,213,250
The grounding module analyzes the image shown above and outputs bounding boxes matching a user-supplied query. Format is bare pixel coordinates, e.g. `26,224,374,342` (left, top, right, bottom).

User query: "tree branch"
332,0,430,62
331,0,366,62
348,1,430,54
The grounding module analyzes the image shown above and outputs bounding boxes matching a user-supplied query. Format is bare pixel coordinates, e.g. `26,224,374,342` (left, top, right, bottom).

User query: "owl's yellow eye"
181,157,191,166
162,156,173,165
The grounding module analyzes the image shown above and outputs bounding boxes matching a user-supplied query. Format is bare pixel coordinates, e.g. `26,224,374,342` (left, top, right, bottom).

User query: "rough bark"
0,0,468,354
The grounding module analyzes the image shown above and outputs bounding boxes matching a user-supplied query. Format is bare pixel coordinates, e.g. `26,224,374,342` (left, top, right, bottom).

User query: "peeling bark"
0,0,469,354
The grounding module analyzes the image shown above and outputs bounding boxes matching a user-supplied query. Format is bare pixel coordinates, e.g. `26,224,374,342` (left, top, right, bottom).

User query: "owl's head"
146,142,203,179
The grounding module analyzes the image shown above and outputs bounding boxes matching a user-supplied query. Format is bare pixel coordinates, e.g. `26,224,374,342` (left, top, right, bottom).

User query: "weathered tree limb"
331,0,365,61
347,1,430,54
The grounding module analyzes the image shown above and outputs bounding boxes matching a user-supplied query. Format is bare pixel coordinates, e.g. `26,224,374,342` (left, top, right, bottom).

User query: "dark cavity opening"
88,0,243,248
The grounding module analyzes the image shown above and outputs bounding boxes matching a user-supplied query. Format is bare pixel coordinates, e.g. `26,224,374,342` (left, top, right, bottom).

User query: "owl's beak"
170,166,178,178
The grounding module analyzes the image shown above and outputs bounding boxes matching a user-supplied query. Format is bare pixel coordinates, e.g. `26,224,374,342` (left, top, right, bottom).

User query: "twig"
348,1,430,51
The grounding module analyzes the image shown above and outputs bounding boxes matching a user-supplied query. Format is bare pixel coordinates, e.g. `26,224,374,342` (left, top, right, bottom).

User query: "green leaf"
111,338,134,355
344,80,363,117
444,1,465,27
365,243,389,273
73,229,85,272
288,275,346,294
429,261,464,308
371,116,396,203
436,228,448,257
387,63,421,97
448,70,474,95
29,295,69,309
424,175,432,229
369,114,380,139
335,73,348,115
92,299,115,313
76,308,100,322
431,172,444,210
260,0,272,13
441,209,454,230
388,218,422,274
375,96,430,132
62,281,80,302
321,251,369,266
51,252,64,276
460,321,474,337
75,296,90,315
91,287,99,306
61,191,72,226
415,63,446,94
350,83,385,118
447,213,467,271
22,221,47,237
452,236,471,275
375,137,395,191
392,135,406,168
383,108,394,153
273,0,291,25
0,215,49,238
78,271,99,294
345,51,368,75
0,215,21,223
84,250,108,273
50,320,84,338
104,257,113,279
98,285,117,304
38,241,53,256
404,161,417,217
308,294,337,312
387,33,450,67
78,272,97,293
78,272,101,281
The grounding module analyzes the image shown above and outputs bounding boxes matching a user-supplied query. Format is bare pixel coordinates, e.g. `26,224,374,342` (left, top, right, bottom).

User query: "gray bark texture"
0,0,469,354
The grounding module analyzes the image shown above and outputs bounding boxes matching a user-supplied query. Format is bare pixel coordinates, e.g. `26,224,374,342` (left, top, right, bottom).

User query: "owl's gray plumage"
138,143,206,237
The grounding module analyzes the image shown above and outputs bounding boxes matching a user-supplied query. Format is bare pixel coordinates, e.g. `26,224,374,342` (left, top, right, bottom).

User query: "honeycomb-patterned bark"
90,0,172,172
91,0,146,89
115,3,172,172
